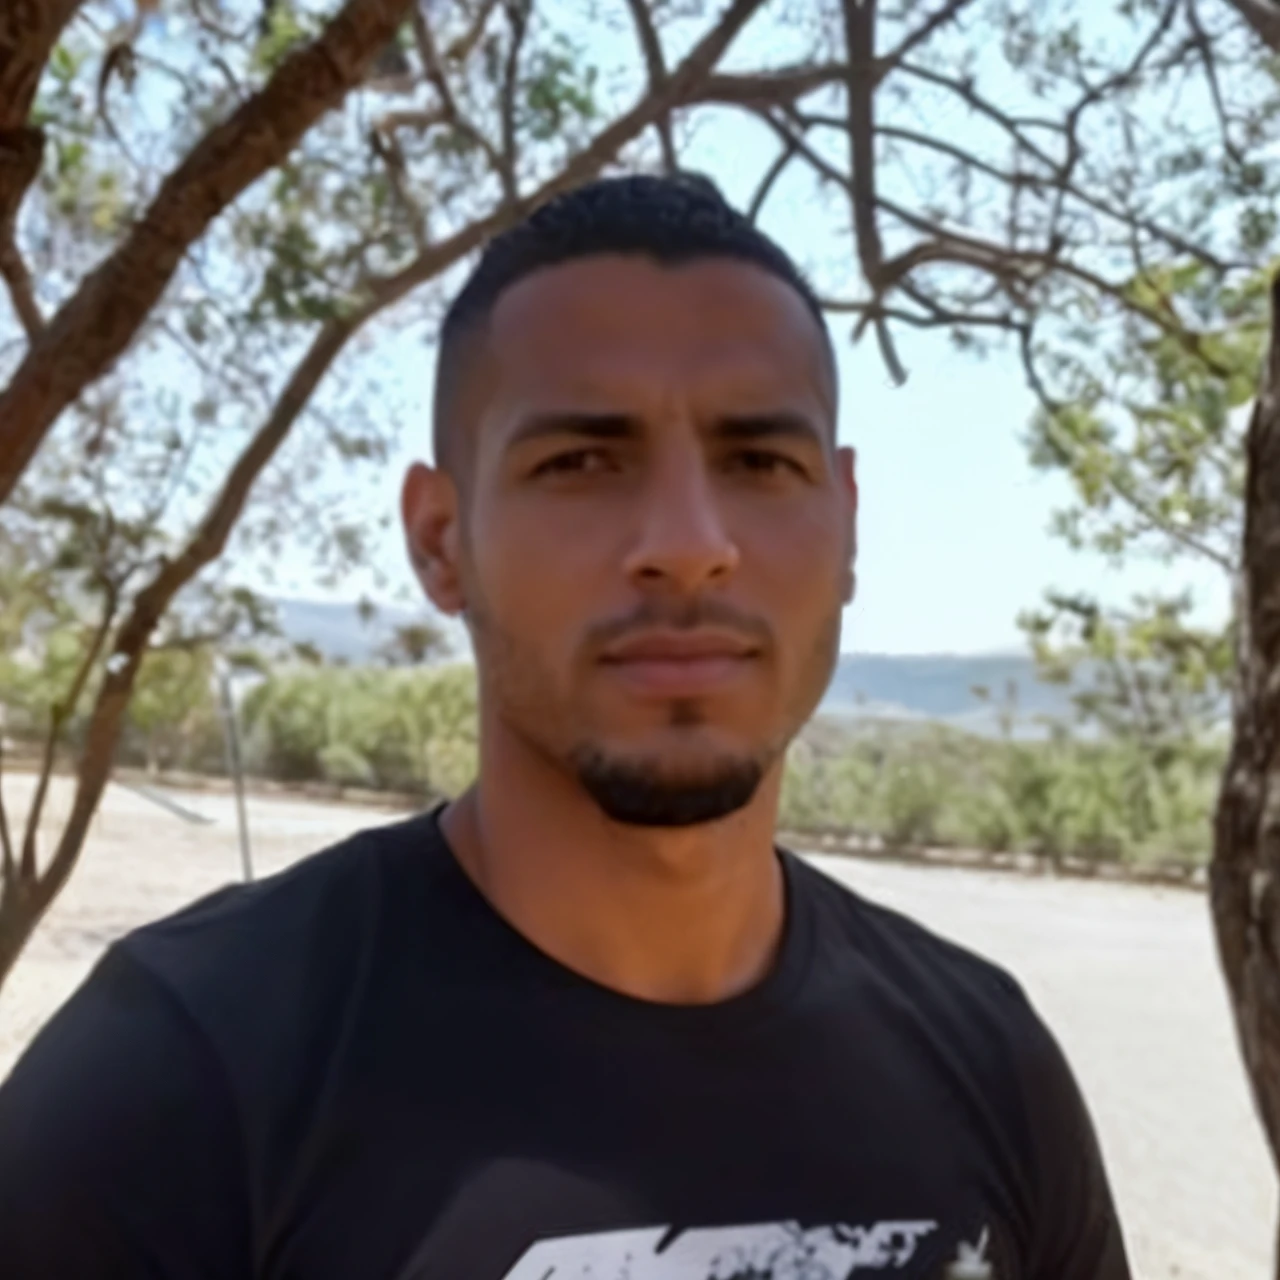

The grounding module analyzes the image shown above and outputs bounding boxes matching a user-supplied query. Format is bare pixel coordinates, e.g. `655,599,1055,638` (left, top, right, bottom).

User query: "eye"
727,449,807,479
530,448,617,478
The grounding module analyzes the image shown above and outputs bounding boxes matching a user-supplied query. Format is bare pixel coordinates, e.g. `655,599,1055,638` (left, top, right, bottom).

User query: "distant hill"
269,597,1077,737
820,651,1076,737
271,597,425,664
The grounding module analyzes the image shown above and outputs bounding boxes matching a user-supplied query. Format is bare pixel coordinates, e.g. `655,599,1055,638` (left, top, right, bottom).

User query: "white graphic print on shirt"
500,1219,947,1277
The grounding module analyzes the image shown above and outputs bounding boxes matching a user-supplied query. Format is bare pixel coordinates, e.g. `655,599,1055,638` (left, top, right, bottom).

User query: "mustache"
586,599,774,652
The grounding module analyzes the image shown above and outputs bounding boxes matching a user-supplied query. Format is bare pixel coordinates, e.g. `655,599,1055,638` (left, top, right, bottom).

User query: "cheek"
466,501,615,642
738,502,849,606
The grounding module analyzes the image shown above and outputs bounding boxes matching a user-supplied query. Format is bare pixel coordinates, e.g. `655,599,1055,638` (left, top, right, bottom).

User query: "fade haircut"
431,171,834,477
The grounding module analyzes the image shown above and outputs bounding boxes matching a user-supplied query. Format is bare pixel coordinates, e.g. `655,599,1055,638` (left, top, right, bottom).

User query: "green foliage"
778,721,1223,868
1022,259,1263,755
241,662,478,797
126,648,223,775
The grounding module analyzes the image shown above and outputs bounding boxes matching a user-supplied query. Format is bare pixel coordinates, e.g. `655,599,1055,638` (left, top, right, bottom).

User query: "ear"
836,445,858,604
402,462,466,615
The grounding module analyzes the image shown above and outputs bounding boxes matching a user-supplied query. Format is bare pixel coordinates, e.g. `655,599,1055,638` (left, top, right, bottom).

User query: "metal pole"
215,659,254,883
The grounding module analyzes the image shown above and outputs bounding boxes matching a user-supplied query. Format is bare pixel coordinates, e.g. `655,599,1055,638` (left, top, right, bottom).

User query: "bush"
779,719,1223,868
240,662,478,797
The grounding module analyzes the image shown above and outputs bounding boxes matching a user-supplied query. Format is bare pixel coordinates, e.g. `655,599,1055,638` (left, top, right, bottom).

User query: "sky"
259,4,1234,657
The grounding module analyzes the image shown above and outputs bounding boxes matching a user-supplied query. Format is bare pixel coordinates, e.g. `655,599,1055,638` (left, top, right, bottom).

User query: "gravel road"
0,775,1273,1278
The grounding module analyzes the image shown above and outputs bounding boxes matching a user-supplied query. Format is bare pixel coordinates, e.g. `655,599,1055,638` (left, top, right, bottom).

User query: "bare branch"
897,60,1065,145
695,62,850,110
747,136,800,222
1186,0,1247,166
19,589,117,881
1220,0,1280,51
0,0,417,509
693,0,976,116
821,290,1020,332
625,0,677,171
879,0,979,69
498,0,532,202
369,127,429,251
876,194,1236,374
0,1,83,229
442,0,503,62
409,0,506,188
1048,0,1180,237
839,0,907,384
0,227,42,338
865,119,1235,273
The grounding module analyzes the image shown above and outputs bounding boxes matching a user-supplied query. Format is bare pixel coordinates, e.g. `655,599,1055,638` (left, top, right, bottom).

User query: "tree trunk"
1211,271,1280,1275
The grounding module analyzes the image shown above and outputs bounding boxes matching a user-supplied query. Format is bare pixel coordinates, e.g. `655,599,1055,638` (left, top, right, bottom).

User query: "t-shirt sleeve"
1013,994,1132,1280
0,945,252,1278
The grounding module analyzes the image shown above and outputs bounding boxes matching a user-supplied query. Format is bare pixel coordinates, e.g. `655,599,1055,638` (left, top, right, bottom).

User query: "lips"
599,630,759,697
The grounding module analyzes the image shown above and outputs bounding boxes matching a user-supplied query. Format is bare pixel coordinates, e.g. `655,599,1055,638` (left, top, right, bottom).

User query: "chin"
571,745,768,828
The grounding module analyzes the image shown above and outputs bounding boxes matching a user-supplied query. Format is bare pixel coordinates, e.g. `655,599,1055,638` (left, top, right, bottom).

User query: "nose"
622,437,740,594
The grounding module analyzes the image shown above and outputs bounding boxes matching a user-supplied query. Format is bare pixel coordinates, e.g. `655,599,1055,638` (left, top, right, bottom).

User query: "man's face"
406,254,857,827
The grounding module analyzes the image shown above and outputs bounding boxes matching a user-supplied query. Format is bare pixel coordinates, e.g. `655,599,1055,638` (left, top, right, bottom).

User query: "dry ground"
0,774,1273,1279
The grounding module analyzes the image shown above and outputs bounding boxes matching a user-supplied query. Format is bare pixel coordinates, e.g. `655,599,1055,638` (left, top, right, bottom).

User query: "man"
0,174,1130,1279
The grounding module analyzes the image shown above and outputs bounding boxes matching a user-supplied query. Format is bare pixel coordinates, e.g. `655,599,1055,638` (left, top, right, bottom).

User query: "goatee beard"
569,746,765,828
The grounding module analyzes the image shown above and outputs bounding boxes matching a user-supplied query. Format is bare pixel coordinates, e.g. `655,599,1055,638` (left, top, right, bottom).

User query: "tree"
1006,4,1280,1218
378,621,449,666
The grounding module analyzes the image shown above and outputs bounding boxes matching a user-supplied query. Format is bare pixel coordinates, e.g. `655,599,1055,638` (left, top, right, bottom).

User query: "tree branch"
625,0,677,171
19,587,117,881
1187,0,1247,166
0,0,416,509
498,0,531,202
0,225,42,338
747,135,800,222
876,193,1236,375
865,118,1233,273
695,62,850,110
408,1,507,190
443,0,503,62
1220,0,1280,51
878,0,979,69
839,0,908,384
0,1,83,230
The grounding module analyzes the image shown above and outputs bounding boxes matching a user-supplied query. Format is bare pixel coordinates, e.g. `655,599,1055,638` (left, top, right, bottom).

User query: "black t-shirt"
0,810,1130,1279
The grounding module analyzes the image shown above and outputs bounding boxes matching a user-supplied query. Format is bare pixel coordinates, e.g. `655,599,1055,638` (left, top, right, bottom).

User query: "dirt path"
0,776,1273,1278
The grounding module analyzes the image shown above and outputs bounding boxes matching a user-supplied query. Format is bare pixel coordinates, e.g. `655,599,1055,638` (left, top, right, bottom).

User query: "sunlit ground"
0,773,1272,1279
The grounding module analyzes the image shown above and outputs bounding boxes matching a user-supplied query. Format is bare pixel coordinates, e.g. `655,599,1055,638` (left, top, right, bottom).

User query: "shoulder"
116,809,442,1052
787,853,1060,1127
789,852,1028,1011
98,819,440,1090
788,856,1130,1274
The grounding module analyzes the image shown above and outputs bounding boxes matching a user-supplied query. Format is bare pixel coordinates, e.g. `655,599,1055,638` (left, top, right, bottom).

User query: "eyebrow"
505,413,638,450
504,409,826,451
710,412,825,447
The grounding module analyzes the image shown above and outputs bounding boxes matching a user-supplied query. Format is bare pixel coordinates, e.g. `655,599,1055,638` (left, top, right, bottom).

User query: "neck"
440,718,787,1006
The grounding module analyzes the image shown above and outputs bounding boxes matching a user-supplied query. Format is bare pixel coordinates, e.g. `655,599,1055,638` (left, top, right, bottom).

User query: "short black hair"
432,172,833,475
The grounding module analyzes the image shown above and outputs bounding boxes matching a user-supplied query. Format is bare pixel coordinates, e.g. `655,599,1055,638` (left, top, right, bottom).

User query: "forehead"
481,254,834,410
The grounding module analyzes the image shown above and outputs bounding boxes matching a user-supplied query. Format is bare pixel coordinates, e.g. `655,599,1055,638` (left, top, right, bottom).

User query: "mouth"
598,630,760,698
